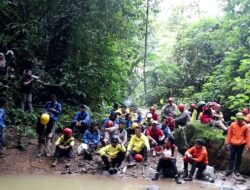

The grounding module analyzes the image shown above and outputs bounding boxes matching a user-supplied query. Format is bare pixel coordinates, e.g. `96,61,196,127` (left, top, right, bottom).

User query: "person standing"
225,112,250,176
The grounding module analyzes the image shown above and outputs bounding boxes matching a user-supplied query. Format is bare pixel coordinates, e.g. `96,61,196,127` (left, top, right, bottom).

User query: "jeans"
0,127,5,151
55,145,73,159
21,92,33,111
102,152,125,170
228,144,245,171
184,156,206,176
156,158,179,177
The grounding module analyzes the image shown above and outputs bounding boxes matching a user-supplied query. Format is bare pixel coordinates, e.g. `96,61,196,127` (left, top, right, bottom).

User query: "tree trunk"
143,0,149,94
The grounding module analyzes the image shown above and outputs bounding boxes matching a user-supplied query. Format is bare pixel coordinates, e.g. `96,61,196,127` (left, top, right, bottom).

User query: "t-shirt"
20,76,33,93
146,127,164,141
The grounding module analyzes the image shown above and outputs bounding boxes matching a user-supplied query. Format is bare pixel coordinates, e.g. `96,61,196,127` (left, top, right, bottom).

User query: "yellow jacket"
191,110,197,122
99,144,126,158
127,134,150,153
55,135,74,147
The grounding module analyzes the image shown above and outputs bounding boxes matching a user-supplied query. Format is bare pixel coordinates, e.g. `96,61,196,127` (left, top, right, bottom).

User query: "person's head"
23,69,32,76
0,53,5,61
121,105,127,113
0,98,8,108
152,120,158,130
90,122,99,132
63,128,72,138
195,139,205,149
236,112,246,125
131,122,139,130
109,111,117,120
137,111,142,116
111,135,119,147
150,106,156,114
164,136,175,147
119,119,126,129
190,103,197,110
80,104,87,112
50,94,57,103
168,97,174,105
134,127,142,137
178,104,185,112
113,102,119,110
242,108,249,116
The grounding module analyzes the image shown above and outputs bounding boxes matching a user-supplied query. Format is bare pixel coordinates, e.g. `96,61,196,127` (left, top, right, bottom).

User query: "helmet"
202,105,210,111
236,112,246,120
40,113,50,125
178,104,185,111
107,120,114,128
215,104,221,109
152,120,158,125
197,101,206,107
131,122,139,129
191,103,197,109
150,106,156,112
134,154,143,162
146,113,153,119
242,108,249,115
155,145,162,152
111,135,119,143
167,116,174,123
63,128,72,136
168,98,173,103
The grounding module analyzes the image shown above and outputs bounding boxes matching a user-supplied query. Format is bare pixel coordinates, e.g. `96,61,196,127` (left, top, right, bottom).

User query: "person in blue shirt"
71,104,91,134
102,111,119,129
0,98,8,157
44,94,62,136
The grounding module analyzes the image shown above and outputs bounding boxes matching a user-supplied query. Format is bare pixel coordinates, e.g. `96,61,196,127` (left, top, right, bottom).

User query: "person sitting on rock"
99,135,126,174
183,139,208,181
146,106,159,121
161,98,178,118
152,136,181,184
146,120,165,157
125,113,133,129
36,113,53,157
116,104,128,119
71,104,91,134
160,120,172,138
174,104,190,127
211,104,228,132
52,128,74,167
126,127,150,165
225,113,250,177
196,101,206,120
242,108,250,126
83,122,100,153
102,111,119,129
200,105,213,125
104,119,127,146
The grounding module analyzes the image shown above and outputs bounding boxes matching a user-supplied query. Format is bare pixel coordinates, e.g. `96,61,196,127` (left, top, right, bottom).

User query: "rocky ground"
0,137,249,190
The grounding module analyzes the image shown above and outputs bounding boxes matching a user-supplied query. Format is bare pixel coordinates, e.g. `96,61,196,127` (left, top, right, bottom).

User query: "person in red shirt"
183,139,208,181
146,106,159,121
225,112,250,177
200,105,213,124
146,120,165,156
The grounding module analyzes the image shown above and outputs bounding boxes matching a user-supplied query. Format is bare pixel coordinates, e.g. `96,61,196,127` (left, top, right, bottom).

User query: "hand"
152,140,157,145
76,122,81,127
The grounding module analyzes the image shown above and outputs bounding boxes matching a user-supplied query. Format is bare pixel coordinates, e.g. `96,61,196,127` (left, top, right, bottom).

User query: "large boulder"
174,121,250,175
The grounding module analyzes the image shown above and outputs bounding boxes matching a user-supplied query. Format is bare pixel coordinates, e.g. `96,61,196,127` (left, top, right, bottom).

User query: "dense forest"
0,0,249,113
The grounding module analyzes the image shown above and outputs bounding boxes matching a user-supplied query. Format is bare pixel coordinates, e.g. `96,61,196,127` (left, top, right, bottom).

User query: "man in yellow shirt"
99,135,126,174
126,127,150,165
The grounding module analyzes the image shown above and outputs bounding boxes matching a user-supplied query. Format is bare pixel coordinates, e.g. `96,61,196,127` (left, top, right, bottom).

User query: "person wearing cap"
211,104,227,132
174,104,190,127
99,135,126,174
126,127,150,165
152,136,181,184
71,104,91,133
36,113,53,157
52,128,74,167
225,112,250,177
104,119,127,146
161,98,178,118
183,139,208,181
146,120,165,157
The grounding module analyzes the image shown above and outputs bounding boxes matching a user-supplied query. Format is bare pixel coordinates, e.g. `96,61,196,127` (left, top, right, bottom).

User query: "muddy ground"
0,137,249,190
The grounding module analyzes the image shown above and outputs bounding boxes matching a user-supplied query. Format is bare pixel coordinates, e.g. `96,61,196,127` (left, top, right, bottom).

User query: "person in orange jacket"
183,139,208,181
225,112,250,177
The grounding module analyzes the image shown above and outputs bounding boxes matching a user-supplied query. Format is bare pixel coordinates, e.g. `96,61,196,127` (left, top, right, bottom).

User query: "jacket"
83,129,100,145
175,110,190,124
55,135,74,147
99,144,126,158
73,111,91,126
127,134,150,153
44,101,62,121
0,108,6,128
187,146,208,164
226,121,249,146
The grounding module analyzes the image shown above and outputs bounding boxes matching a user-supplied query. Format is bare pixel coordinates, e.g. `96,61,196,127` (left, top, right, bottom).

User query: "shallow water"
0,174,218,190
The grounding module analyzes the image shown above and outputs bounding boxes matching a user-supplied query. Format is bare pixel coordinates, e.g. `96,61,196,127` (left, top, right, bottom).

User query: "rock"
202,165,215,182
147,185,160,190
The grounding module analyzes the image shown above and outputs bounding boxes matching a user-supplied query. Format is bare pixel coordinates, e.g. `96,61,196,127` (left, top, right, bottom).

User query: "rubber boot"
184,174,193,181
152,172,159,181
225,170,233,176
175,175,182,184
183,169,188,178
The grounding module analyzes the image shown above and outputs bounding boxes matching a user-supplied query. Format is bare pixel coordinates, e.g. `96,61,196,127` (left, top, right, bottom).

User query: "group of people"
0,93,250,184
